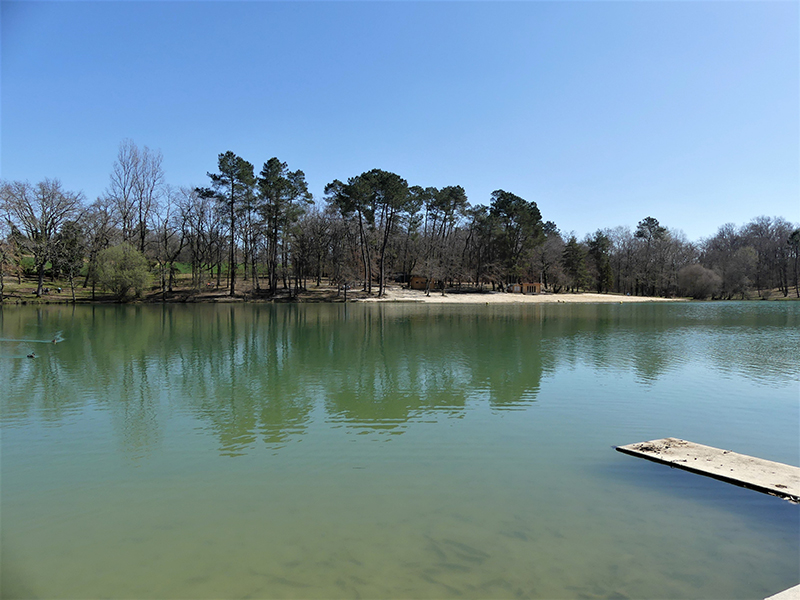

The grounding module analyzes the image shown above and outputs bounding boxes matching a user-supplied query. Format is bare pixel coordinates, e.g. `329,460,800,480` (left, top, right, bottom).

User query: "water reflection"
1,302,797,457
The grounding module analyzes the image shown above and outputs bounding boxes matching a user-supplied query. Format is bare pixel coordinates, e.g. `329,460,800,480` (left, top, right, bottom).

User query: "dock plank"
616,438,800,502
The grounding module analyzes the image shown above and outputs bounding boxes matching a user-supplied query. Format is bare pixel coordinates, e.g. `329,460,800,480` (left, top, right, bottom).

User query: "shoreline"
1,284,687,305
357,288,683,304
6,281,797,305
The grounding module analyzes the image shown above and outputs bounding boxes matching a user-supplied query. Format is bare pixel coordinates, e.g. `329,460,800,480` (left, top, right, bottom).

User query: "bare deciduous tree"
151,186,187,298
106,139,165,253
1,178,83,296
82,196,117,299
0,218,15,302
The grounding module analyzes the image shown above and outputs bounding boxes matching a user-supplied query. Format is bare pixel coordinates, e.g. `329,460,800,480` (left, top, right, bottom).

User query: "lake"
1,301,798,599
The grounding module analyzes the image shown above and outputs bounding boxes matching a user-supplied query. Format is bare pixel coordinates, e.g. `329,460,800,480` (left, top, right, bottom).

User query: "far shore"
358,287,684,304
10,278,799,305
0,283,684,305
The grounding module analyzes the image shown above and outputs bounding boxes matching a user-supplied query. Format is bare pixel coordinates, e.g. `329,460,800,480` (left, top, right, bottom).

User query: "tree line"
1,140,798,301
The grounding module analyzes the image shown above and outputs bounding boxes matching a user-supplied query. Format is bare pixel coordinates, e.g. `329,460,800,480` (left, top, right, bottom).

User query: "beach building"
507,282,542,294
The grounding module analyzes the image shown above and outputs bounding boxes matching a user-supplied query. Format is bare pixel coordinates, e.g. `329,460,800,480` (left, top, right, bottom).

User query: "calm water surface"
1,302,798,599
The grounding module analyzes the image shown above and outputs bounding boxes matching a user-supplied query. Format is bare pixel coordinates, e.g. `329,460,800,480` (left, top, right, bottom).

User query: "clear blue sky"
2,1,798,241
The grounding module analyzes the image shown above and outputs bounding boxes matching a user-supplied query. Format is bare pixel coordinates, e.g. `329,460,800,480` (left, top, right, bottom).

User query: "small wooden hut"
507,282,541,294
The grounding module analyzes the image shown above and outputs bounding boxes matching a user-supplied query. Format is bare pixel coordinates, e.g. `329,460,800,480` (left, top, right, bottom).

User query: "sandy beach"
359,286,683,304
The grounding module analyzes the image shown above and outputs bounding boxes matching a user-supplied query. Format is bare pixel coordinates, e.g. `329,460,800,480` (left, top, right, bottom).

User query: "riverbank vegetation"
2,141,798,303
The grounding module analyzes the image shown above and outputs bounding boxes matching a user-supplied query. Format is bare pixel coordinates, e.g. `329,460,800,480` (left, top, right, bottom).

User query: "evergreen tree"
562,236,589,292
257,158,312,294
488,190,543,284
587,230,613,293
52,220,86,303
196,152,255,296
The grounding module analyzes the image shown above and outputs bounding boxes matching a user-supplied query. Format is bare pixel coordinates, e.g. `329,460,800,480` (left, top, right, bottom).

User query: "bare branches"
106,139,165,253
1,178,83,295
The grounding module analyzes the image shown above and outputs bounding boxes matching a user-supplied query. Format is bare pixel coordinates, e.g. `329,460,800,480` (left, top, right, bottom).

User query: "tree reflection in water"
1,302,797,458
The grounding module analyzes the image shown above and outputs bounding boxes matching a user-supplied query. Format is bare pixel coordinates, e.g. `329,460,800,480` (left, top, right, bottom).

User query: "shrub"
678,264,722,299
97,243,150,300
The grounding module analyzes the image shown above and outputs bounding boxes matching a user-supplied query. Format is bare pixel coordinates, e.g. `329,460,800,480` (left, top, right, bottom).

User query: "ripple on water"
1,302,798,599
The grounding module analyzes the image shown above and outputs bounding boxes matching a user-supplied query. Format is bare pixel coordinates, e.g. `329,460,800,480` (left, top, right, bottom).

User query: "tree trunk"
229,198,236,297
228,241,236,295
269,219,280,294
36,262,45,296
216,245,222,288
795,253,799,298
378,209,395,297
357,211,371,294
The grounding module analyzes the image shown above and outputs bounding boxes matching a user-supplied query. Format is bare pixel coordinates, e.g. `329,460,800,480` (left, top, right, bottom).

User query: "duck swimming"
27,352,36,358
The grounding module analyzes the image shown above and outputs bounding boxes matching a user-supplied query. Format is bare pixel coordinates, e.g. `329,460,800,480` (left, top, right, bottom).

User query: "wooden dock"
615,438,800,502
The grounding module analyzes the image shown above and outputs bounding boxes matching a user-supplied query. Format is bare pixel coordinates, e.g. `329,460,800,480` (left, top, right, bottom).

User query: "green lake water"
1,301,798,599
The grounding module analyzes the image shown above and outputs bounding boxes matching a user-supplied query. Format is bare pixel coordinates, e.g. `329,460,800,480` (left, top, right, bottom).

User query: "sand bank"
359,287,683,304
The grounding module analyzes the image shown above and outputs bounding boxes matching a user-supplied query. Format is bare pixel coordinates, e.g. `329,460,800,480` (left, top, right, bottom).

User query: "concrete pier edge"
615,437,800,502
616,438,800,600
